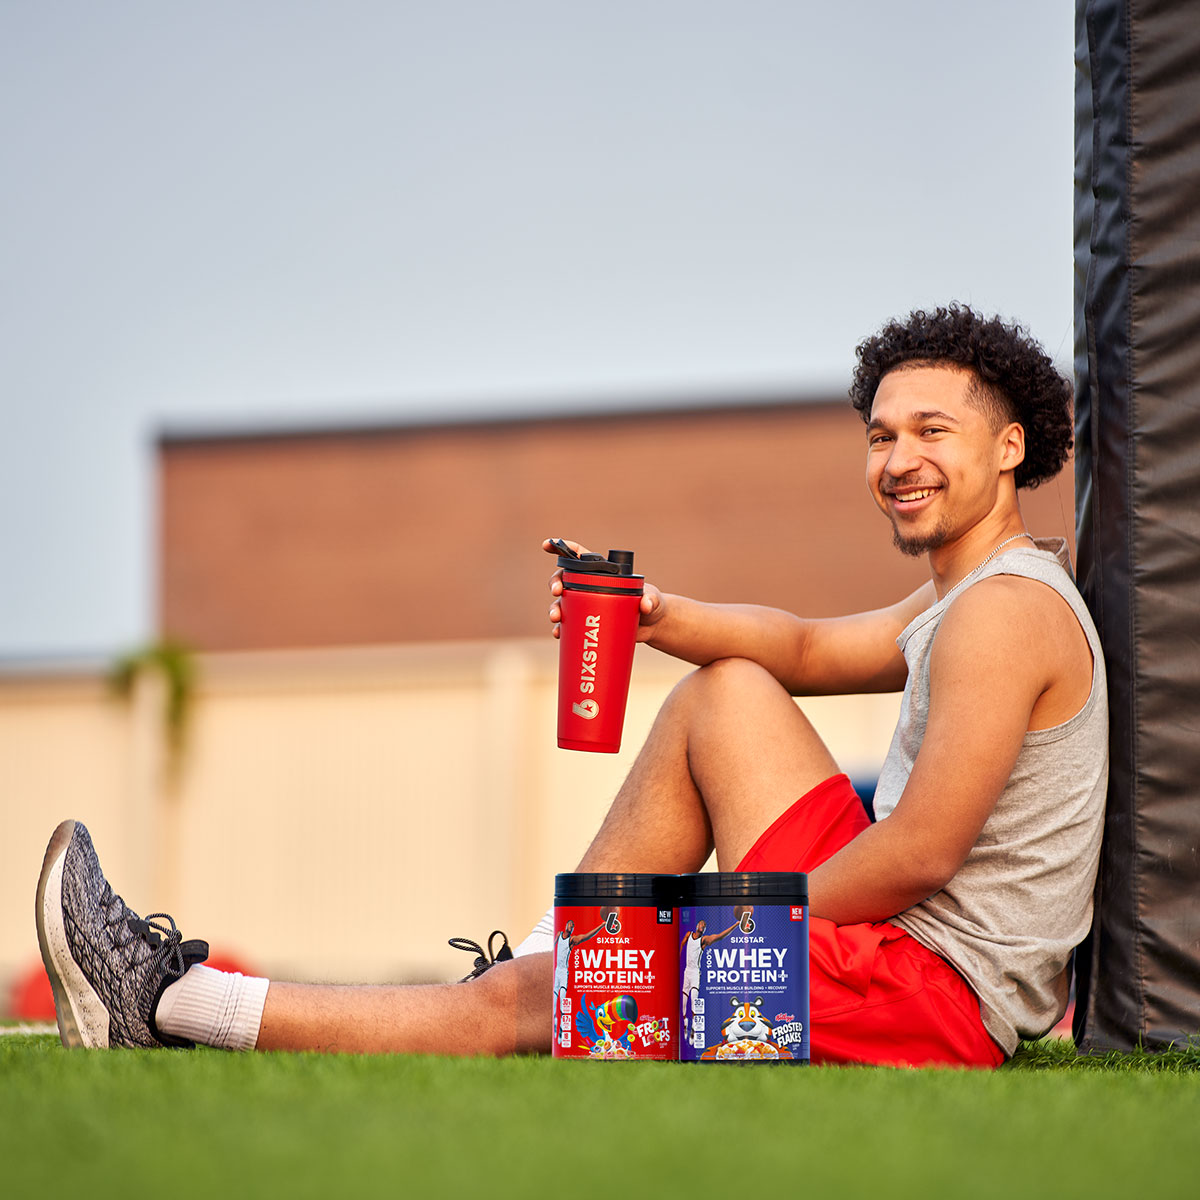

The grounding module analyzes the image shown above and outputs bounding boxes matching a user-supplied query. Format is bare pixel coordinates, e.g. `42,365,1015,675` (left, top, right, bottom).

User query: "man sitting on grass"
36,304,1108,1067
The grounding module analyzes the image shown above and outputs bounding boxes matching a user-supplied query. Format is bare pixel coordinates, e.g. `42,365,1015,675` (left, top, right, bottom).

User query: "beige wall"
1,640,899,1004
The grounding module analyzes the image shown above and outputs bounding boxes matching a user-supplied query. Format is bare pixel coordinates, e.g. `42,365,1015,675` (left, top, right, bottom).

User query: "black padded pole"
1074,0,1200,1051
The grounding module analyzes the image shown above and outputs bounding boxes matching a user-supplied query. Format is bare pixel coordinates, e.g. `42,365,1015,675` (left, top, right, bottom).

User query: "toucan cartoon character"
575,993,639,1051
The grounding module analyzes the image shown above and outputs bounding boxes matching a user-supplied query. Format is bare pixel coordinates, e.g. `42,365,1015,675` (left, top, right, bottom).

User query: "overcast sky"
1,2,1074,662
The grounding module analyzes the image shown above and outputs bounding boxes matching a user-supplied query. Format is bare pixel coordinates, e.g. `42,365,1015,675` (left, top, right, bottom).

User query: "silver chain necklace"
945,532,1035,600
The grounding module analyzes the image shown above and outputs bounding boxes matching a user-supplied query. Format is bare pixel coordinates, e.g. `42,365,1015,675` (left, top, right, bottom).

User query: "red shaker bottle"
555,546,645,753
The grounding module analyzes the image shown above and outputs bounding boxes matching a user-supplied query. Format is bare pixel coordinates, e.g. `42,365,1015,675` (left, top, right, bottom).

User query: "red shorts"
736,774,1005,1069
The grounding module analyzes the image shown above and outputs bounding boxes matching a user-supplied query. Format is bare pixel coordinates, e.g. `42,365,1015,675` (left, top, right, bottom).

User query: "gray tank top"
872,538,1108,1055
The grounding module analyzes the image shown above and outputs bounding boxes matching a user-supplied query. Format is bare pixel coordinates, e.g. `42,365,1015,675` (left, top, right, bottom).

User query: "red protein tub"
552,873,679,1060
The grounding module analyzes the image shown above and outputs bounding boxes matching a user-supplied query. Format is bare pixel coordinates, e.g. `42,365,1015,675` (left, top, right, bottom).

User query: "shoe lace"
448,930,513,981
100,882,187,982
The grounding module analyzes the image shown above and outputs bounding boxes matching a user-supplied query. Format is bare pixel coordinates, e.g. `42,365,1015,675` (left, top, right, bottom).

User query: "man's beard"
880,474,951,557
891,518,953,558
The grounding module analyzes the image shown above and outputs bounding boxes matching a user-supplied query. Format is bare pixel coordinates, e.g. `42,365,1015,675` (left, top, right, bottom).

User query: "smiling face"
865,365,1025,559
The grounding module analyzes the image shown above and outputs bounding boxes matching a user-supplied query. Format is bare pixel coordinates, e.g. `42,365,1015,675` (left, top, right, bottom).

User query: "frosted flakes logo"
572,699,600,720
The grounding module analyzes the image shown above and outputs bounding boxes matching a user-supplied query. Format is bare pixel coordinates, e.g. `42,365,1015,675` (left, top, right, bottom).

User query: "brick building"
158,394,1077,651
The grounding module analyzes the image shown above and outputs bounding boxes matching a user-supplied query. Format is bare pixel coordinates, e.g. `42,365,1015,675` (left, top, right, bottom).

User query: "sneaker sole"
35,820,111,1049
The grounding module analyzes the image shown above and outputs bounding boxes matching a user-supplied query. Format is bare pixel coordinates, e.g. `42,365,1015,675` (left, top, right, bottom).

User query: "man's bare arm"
642,587,933,696
570,922,605,949
545,538,933,697
699,920,740,948
804,577,1058,924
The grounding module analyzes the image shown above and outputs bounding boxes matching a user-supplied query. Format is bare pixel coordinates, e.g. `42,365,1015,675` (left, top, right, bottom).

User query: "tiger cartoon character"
700,996,794,1061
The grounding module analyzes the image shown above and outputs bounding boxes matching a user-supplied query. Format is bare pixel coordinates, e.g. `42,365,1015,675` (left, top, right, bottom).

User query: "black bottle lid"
554,545,639,577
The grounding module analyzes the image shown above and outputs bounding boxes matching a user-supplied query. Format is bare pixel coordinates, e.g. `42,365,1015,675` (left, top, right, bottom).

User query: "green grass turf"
3,1034,1198,1199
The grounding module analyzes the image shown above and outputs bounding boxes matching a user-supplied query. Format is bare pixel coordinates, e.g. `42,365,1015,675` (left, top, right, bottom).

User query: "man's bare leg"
256,951,553,1054
577,656,840,872
257,658,836,1054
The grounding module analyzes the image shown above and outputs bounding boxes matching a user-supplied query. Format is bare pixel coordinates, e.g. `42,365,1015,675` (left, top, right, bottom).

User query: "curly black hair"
849,304,1073,489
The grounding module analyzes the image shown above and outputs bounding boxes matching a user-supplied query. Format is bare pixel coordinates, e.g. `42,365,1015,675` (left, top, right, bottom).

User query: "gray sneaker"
35,819,209,1049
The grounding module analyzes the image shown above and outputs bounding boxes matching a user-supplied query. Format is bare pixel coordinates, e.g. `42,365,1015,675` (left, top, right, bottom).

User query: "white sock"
514,906,555,957
155,964,271,1051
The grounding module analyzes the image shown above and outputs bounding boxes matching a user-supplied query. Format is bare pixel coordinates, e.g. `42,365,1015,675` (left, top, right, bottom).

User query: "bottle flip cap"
550,539,639,577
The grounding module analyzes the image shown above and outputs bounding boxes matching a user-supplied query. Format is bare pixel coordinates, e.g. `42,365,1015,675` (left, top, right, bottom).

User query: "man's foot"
35,819,209,1048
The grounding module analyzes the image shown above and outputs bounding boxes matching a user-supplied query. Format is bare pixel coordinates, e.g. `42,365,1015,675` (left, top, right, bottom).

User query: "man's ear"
999,422,1026,475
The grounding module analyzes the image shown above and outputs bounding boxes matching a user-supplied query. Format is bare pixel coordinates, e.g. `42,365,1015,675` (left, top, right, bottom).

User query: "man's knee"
700,656,778,687
673,657,785,708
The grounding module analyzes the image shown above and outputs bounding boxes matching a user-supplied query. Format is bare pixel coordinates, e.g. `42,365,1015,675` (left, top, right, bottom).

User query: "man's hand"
542,538,664,642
